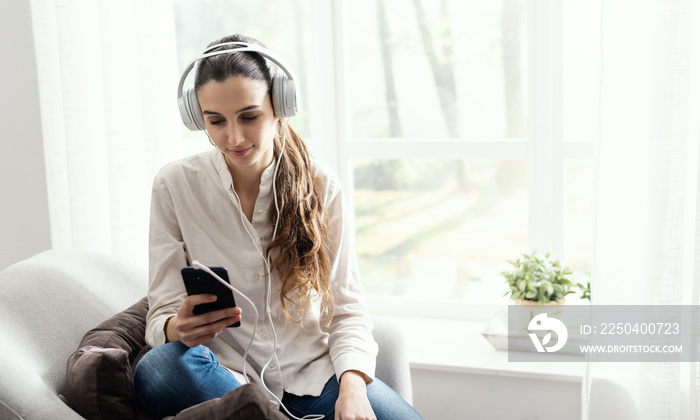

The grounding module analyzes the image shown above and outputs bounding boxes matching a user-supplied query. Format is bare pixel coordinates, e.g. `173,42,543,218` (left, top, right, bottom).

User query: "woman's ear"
275,118,285,136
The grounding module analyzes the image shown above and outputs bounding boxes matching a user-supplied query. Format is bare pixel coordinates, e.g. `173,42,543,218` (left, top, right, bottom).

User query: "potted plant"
502,251,578,305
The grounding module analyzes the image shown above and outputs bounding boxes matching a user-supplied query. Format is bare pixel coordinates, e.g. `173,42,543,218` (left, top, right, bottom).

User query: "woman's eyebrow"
234,105,261,114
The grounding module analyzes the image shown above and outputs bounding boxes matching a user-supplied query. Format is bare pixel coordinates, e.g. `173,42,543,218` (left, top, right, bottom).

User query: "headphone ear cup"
178,88,206,130
271,72,297,118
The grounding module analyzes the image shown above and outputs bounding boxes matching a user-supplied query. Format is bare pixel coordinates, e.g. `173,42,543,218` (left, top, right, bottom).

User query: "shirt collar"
210,149,275,199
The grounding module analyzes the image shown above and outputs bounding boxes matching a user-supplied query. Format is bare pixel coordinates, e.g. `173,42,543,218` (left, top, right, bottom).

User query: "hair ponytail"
268,121,334,324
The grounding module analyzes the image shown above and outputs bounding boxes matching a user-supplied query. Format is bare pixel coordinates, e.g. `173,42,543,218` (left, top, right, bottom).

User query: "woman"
133,34,422,420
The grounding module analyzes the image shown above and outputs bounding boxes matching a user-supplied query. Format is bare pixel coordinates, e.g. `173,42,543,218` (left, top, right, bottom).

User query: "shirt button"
269,363,276,370
259,332,266,338
256,207,263,213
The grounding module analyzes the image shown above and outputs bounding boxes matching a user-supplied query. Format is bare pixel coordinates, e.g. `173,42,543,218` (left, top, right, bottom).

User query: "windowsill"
373,314,586,383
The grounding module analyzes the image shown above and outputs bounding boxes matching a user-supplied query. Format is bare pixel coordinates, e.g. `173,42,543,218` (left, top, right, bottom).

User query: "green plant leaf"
502,250,581,302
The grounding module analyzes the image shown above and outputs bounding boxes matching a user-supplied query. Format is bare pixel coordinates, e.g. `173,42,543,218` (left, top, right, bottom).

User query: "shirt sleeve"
320,180,378,384
144,173,189,348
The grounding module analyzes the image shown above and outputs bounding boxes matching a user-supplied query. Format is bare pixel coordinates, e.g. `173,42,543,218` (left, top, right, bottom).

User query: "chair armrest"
372,316,413,405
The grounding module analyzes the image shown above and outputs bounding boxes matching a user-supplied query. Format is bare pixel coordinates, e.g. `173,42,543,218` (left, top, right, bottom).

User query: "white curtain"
585,0,700,419
30,0,184,269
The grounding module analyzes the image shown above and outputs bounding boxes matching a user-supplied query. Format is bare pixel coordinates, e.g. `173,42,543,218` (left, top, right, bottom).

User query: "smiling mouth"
229,147,252,157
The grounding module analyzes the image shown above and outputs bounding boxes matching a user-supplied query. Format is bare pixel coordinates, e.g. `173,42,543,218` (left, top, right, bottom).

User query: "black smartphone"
181,266,240,328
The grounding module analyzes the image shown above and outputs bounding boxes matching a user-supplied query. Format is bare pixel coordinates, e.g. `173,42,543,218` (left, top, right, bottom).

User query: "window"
341,1,598,313
171,0,599,316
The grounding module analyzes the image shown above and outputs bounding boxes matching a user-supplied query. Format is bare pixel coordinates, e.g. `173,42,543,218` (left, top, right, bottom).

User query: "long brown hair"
195,34,334,323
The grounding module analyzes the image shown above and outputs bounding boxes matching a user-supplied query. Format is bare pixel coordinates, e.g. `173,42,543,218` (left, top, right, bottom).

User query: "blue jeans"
134,343,423,419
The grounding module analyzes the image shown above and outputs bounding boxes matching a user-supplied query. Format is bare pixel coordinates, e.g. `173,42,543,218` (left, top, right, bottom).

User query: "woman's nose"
225,123,244,147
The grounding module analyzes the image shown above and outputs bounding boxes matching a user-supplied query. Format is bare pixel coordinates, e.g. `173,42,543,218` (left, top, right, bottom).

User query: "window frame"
313,0,595,319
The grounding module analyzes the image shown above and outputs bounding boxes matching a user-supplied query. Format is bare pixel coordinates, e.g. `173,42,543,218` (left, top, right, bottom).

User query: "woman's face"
197,76,277,178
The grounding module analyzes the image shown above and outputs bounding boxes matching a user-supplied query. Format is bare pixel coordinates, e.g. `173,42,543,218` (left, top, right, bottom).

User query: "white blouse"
144,148,377,399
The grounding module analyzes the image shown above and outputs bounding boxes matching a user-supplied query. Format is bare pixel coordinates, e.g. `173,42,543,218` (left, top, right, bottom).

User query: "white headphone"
177,41,299,131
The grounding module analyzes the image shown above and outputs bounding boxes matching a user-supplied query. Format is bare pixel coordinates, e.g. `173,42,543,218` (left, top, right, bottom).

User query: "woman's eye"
241,114,259,122
208,119,224,126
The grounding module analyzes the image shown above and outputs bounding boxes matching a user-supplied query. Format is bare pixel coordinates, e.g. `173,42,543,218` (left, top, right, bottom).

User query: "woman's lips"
229,146,252,157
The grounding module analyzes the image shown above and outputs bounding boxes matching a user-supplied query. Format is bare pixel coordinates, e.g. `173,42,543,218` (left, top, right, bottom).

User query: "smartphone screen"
181,266,240,328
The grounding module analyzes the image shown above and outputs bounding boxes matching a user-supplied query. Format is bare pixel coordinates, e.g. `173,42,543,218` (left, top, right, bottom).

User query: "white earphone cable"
202,125,323,420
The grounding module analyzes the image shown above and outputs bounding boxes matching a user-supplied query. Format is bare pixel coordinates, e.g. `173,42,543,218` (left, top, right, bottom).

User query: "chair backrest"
0,249,147,419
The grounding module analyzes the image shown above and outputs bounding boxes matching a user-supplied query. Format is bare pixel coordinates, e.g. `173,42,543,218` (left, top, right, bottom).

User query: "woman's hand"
166,294,242,347
335,370,376,420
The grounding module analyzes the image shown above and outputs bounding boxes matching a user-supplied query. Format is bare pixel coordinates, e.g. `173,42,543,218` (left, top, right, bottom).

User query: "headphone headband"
177,42,299,131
